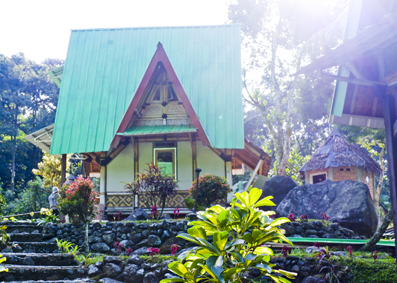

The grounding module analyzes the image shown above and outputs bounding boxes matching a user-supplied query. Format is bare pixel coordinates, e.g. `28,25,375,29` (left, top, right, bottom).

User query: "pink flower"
346,246,353,257
174,208,180,217
170,244,180,255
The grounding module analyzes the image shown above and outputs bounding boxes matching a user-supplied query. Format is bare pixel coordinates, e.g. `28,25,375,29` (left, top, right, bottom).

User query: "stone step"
4,222,43,233
8,280,94,283
10,232,43,242
3,253,78,266
0,265,87,282
2,242,59,253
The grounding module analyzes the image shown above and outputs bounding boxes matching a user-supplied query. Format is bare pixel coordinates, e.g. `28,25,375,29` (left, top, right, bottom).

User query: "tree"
125,163,177,219
228,0,348,176
32,152,70,188
0,53,61,191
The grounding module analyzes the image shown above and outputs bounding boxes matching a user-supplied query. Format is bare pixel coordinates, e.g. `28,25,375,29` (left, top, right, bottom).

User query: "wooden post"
190,134,197,181
133,138,139,210
381,91,397,256
225,149,233,203
244,159,263,191
60,154,66,186
99,152,107,206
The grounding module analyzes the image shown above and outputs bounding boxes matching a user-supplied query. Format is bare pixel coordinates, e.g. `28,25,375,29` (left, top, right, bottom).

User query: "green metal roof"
120,125,196,136
50,25,244,155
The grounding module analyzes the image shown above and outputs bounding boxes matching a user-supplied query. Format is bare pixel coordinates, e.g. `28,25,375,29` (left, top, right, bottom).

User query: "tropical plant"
125,163,177,219
184,197,204,212
56,239,79,257
161,188,295,283
58,177,98,252
0,255,7,273
32,152,70,188
36,208,59,226
188,174,230,209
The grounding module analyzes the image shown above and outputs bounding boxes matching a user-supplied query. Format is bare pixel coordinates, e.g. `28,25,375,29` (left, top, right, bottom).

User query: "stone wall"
87,254,353,283
281,221,366,239
44,220,190,254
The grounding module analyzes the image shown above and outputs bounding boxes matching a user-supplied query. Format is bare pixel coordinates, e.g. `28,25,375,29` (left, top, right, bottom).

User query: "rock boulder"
124,208,149,221
276,180,378,236
259,176,297,210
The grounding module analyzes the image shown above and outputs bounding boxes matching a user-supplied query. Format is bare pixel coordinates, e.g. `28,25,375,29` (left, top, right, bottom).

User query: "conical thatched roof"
300,130,381,175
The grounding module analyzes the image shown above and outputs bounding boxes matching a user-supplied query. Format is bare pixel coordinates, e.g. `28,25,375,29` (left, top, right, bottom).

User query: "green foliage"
58,177,98,224
161,188,295,283
184,197,204,212
188,175,230,208
36,208,59,226
32,153,68,188
0,255,7,273
125,163,177,219
81,254,105,266
335,254,397,283
0,53,61,191
56,239,79,257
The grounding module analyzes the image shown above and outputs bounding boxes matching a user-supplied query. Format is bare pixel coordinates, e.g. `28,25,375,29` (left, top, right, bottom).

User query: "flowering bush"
59,177,98,223
170,244,180,255
300,214,309,222
59,177,98,252
188,174,230,208
114,242,132,256
148,247,160,257
125,163,177,219
288,213,296,221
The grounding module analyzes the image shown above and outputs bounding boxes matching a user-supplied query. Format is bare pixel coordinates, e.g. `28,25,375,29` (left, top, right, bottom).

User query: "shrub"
162,188,295,283
59,177,98,252
125,163,177,219
188,174,230,208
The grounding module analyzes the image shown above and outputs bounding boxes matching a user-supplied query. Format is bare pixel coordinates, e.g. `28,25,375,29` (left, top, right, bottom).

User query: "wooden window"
310,172,327,184
346,168,351,171
340,168,344,171
154,148,176,179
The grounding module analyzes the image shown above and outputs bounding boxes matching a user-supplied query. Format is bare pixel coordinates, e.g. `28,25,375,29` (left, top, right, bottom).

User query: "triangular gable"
111,43,210,148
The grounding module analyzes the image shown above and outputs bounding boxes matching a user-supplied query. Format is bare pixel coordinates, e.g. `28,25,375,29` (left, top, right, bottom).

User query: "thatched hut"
299,130,381,196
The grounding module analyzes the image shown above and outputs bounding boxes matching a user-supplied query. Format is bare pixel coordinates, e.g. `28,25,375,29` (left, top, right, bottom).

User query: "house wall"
196,142,225,178
177,141,193,190
107,143,134,192
332,166,358,182
361,169,375,198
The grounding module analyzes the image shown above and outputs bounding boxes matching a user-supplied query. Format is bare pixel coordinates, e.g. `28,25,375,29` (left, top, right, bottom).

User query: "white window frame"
153,147,177,180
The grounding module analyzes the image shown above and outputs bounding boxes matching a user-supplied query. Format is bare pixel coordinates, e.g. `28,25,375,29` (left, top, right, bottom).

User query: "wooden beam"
244,159,263,191
133,138,139,178
60,154,67,187
321,73,386,86
381,91,397,257
344,62,365,80
190,134,197,181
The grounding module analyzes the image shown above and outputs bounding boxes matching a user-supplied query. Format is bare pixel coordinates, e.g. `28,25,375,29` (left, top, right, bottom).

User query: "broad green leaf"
177,233,201,245
159,278,185,283
178,247,198,261
254,246,274,255
248,188,262,206
235,191,249,207
256,263,272,274
254,196,275,208
202,258,225,283
270,217,290,227
188,226,207,240
245,253,257,261
224,239,244,250
268,274,293,283
218,210,229,222
223,267,242,282
213,231,229,251
243,233,253,243
168,262,188,278
273,269,297,279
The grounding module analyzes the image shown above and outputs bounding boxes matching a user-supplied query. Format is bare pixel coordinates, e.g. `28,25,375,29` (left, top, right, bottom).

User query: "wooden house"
26,25,271,215
299,130,381,196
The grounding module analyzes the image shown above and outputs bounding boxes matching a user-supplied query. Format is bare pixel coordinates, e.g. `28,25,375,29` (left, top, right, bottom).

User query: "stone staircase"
0,221,92,282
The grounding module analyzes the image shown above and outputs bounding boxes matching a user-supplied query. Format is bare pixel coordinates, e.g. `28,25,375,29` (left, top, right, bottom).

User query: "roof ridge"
71,23,240,32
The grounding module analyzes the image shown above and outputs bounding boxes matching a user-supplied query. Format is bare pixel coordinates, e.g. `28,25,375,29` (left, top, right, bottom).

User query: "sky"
0,0,230,63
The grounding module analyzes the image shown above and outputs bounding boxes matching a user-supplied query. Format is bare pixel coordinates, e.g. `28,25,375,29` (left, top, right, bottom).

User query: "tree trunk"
11,134,16,192
362,209,393,251
159,197,166,220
